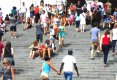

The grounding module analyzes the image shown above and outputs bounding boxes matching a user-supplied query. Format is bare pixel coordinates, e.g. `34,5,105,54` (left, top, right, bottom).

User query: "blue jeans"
64,72,73,80
102,45,109,64
36,34,43,43
112,40,117,53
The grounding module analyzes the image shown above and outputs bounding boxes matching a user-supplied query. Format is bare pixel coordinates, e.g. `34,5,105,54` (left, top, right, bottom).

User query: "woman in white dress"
80,11,86,32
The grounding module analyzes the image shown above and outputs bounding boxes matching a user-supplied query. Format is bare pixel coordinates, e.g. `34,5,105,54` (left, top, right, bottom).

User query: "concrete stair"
0,24,117,80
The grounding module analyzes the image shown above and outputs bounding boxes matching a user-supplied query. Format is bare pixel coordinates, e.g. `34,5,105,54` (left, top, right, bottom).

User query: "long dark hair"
5,41,11,52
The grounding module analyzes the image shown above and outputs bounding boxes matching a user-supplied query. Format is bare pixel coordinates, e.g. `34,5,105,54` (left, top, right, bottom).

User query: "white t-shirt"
62,0,66,5
86,1,92,12
62,55,76,72
20,6,27,13
43,7,48,14
112,28,117,40
50,29,55,39
53,18,59,22
97,2,103,8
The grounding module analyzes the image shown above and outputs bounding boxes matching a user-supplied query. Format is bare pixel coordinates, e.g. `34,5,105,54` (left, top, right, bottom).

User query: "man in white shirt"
20,2,27,15
60,49,79,80
20,2,27,23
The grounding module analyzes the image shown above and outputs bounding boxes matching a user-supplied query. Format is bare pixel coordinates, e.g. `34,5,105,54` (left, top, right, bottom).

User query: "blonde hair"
2,58,9,64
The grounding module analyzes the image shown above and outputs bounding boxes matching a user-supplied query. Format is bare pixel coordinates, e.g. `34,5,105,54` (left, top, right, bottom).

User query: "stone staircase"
0,24,117,80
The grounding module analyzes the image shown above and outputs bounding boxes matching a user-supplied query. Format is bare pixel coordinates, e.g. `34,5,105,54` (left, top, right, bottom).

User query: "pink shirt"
91,2,97,8
40,14,48,23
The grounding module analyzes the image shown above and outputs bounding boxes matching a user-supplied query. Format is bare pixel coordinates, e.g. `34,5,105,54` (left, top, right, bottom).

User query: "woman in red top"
34,6,40,23
100,29,111,67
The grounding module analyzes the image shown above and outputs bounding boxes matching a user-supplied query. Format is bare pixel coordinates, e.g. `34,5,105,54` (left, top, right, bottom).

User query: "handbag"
12,59,15,66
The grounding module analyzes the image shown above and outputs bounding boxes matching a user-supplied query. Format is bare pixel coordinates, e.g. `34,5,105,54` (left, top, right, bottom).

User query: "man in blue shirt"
90,22,100,60
36,20,43,43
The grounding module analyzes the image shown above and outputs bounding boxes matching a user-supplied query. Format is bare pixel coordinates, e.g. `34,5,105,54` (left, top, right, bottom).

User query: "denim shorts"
64,72,73,80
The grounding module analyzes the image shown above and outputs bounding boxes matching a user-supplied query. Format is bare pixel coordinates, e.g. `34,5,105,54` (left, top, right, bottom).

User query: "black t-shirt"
76,3,82,14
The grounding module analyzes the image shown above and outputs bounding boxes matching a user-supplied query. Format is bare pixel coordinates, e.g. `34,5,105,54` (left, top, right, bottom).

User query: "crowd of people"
0,0,117,80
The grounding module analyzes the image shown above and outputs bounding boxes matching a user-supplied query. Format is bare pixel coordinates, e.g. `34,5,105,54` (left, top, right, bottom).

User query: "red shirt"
39,45,45,50
34,7,39,14
0,42,4,57
102,35,110,45
70,5,76,12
